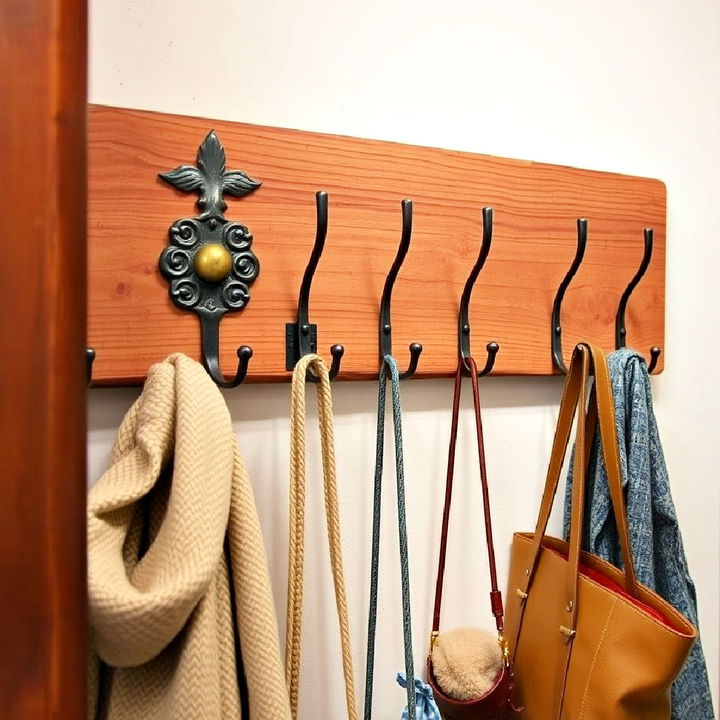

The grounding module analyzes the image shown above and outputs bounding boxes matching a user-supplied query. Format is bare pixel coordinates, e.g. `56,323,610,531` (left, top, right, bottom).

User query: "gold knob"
194,243,233,283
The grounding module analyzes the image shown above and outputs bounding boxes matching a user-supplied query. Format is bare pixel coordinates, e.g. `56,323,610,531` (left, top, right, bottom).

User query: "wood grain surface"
0,0,88,717
88,105,665,383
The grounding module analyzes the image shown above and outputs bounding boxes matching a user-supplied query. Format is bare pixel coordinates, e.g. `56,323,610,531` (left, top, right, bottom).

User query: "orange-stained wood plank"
0,0,87,717
88,105,665,383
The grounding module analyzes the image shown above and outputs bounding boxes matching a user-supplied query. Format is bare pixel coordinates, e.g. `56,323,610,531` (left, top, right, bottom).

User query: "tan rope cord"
286,354,359,720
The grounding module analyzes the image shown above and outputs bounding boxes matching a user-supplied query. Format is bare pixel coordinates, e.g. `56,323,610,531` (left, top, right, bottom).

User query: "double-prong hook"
379,199,423,379
199,329,253,388
615,227,661,373
285,191,344,380
459,207,500,376
551,218,588,374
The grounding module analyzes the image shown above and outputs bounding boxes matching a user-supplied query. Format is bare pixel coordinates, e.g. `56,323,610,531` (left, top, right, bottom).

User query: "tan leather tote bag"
505,343,696,720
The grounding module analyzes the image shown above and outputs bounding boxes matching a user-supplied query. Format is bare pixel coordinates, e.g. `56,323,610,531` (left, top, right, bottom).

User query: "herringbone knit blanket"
87,353,291,720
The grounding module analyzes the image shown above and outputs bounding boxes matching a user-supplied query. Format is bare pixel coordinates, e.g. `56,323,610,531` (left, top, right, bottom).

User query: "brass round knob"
194,243,233,283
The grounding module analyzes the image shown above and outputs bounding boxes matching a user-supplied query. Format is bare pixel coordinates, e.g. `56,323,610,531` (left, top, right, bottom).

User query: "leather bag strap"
510,343,639,719
514,343,638,602
516,352,586,592
432,357,505,640
584,346,638,594
364,355,416,720
286,354,358,720
550,346,591,716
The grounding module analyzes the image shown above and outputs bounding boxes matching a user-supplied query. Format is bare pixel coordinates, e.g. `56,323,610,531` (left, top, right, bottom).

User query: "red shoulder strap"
432,358,504,635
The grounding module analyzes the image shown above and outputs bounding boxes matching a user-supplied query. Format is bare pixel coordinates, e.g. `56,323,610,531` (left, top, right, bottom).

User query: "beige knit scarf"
87,353,291,720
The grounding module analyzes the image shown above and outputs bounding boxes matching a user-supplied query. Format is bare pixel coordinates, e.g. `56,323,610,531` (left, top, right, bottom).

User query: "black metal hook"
615,227,661,373
285,191,344,380
199,318,253,387
551,218,588,374
458,207,500,376
379,199,423,379
86,348,95,385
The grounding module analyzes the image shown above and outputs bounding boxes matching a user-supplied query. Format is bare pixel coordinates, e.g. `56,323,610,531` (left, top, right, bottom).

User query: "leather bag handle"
432,357,505,641
516,343,638,601
582,345,637,594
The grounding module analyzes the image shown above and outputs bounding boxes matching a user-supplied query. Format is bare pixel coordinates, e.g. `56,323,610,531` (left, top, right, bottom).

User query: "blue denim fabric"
396,674,441,720
563,349,714,719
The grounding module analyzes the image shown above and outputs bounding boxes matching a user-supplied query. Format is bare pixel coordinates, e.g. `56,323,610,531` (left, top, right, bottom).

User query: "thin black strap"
364,355,416,720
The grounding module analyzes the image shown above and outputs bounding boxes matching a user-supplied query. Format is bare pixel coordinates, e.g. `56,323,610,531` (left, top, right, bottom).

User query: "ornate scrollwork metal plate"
158,131,261,386
159,130,261,319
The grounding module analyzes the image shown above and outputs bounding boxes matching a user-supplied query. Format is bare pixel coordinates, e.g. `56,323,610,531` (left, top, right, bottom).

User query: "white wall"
88,0,720,714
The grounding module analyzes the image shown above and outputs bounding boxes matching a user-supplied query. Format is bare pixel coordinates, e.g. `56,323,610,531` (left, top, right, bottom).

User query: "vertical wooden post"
0,0,87,718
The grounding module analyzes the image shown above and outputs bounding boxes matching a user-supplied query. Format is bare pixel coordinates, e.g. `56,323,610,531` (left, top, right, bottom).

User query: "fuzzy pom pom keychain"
430,627,504,701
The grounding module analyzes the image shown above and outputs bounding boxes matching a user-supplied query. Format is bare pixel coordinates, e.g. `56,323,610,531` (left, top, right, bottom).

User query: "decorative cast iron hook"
285,191,344,380
379,199,423,379
615,227,661,373
551,218,588,374
458,207,500,376
158,130,261,387
86,348,95,385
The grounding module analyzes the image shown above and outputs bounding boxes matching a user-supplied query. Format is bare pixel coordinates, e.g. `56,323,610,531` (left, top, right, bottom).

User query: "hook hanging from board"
458,207,500,376
285,191,345,381
615,227,662,373
86,348,95,385
551,218,588,375
379,199,423,380
157,130,261,387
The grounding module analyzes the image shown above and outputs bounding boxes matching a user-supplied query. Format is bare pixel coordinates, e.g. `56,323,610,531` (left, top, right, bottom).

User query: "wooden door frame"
0,0,88,717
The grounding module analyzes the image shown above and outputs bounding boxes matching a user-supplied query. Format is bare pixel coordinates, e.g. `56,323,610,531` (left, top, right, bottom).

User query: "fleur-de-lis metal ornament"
159,131,261,387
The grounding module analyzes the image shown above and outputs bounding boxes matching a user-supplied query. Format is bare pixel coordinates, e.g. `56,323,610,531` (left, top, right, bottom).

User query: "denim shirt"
563,349,714,719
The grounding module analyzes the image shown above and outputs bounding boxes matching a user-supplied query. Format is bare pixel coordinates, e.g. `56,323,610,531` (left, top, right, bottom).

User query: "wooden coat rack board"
88,105,666,384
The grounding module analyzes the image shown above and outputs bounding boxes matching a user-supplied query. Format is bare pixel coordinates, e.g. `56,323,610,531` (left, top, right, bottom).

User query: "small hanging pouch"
364,355,439,720
286,354,359,720
427,358,519,720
